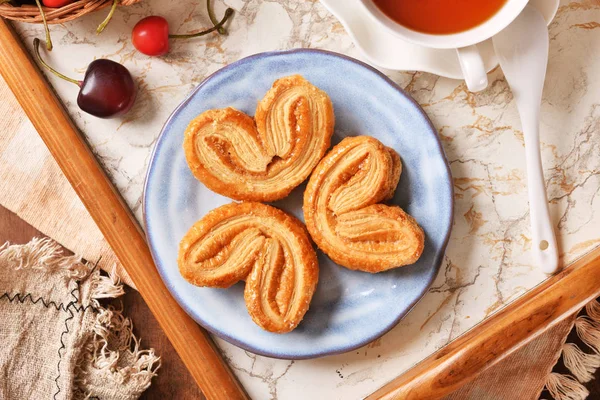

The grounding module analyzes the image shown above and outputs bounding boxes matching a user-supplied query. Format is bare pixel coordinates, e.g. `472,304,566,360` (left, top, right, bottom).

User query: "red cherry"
131,9,234,57
132,16,170,57
42,0,72,7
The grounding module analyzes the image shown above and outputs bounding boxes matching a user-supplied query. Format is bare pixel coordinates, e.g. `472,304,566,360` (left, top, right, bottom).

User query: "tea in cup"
359,0,529,91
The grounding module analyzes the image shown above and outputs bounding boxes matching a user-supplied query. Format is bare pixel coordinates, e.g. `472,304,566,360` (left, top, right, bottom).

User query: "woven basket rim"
0,0,139,24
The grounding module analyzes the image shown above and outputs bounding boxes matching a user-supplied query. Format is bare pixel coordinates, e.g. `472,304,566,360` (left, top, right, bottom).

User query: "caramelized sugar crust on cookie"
178,202,319,333
303,136,424,273
183,75,334,202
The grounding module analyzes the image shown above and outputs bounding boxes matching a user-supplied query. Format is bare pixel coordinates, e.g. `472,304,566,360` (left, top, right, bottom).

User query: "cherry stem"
169,8,233,39
33,38,80,86
97,0,118,34
34,0,52,51
207,0,226,35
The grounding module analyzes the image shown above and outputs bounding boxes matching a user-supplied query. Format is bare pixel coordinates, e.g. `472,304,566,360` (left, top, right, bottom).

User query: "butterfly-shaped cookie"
304,136,424,273
184,75,334,202
178,202,318,333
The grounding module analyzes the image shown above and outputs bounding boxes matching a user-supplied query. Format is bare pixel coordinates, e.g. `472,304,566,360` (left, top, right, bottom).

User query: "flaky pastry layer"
178,202,319,333
184,75,334,202
303,136,424,273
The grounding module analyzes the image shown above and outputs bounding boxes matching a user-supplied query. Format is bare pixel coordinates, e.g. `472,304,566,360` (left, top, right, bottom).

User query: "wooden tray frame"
2,18,600,400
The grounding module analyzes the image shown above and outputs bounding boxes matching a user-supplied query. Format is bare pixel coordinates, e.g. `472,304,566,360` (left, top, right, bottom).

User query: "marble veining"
13,0,600,398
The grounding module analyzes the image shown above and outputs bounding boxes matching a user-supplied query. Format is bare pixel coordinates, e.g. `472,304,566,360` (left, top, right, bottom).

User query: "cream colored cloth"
0,76,134,288
0,238,159,400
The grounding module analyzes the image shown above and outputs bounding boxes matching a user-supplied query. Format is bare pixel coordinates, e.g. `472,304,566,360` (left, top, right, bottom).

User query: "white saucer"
320,0,559,79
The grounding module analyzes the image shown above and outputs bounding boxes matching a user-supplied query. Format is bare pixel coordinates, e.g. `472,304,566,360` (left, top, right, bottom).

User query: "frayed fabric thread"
0,238,159,399
562,343,600,383
0,237,88,279
79,260,161,399
90,264,126,304
546,373,589,400
544,299,600,400
75,303,161,399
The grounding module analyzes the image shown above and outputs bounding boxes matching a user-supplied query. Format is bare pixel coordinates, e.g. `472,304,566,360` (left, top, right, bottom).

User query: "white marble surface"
13,0,600,398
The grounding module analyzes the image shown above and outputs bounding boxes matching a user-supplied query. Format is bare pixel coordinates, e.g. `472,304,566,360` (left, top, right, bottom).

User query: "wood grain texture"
367,246,600,400
0,205,206,399
0,19,248,400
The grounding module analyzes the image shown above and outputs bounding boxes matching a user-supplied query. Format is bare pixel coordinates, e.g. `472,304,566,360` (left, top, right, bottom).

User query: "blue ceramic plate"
143,49,453,359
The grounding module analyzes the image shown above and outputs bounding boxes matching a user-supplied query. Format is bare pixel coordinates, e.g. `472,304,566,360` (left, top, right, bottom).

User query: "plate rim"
142,48,455,359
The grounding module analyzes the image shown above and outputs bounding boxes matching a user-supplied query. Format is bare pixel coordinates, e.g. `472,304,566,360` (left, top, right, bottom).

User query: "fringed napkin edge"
543,300,600,400
0,238,160,399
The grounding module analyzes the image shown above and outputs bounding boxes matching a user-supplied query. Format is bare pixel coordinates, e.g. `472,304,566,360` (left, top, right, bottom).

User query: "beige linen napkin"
0,238,158,400
0,76,134,288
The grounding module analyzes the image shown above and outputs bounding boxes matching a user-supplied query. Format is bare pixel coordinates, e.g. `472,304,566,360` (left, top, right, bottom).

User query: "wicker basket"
0,0,140,25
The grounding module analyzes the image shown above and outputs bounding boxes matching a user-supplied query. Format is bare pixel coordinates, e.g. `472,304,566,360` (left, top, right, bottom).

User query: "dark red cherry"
33,38,136,119
77,59,136,118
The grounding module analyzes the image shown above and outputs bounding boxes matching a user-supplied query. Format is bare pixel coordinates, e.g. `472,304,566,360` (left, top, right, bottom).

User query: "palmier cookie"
303,136,424,273
183,75,334,202
178,202,319,333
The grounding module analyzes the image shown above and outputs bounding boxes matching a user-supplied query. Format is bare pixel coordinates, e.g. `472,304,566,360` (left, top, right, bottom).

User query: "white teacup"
358,0,529,92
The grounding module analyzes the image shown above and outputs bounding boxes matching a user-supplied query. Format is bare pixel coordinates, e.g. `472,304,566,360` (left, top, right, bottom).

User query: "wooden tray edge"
367,244,600,399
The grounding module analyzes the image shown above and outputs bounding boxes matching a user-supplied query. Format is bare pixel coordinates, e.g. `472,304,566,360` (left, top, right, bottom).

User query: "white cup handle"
456,45,489,92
